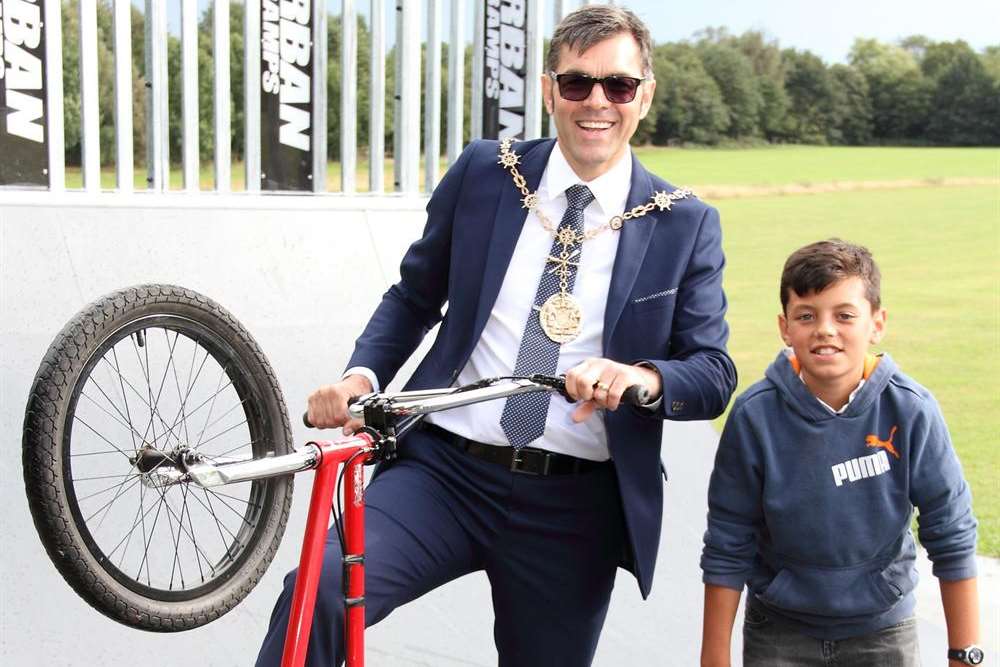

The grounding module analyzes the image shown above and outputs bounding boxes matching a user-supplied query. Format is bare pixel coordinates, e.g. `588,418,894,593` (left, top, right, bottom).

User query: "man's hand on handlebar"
564,358,662,423
305,374,373,434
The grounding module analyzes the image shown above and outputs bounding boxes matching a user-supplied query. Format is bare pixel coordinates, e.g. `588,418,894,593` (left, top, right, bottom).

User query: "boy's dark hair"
780,239,882,312
546,5,654,77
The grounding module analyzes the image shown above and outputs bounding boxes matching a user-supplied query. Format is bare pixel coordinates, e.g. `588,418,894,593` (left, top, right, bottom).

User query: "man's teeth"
813,347,840,356
578,121,612,129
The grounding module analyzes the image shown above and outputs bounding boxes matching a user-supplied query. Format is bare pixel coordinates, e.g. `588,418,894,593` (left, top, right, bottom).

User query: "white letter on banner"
262,0,279,22
498,109,524,139
280,0,309,24
279,104,310,150
499,24,524,69
3,41,41,89
280,19,311,67
500,0,525,28
499,64,523,108
6,89,44,142
4,0,42,50
279,59,310,104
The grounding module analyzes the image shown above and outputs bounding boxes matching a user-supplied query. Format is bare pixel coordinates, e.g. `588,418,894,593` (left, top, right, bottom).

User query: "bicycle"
22,284,648,667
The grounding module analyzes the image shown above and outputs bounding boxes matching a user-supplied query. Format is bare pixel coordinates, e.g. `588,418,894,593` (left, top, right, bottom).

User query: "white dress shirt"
351,141,633,461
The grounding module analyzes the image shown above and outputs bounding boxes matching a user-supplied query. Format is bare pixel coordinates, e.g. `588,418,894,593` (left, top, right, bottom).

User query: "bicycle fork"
281,436,374,667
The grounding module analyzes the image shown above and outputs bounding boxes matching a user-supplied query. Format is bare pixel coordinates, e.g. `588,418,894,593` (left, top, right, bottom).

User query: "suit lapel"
472,139,557,339
603,154,657,351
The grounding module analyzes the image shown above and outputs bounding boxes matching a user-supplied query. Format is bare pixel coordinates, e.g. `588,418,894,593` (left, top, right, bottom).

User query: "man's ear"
541,73,554,115
638,78,656,120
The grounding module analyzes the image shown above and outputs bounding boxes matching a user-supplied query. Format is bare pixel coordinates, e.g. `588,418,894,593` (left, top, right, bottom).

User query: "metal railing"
25,0,578,197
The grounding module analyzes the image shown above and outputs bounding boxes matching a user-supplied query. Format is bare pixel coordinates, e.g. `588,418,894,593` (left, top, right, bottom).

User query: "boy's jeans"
743,600,920,667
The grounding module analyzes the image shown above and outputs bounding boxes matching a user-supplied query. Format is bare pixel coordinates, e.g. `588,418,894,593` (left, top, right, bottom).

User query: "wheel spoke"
111,346,140,453
72,414,134,459
195,419,250,451
75,475,143,502
194,365,230,449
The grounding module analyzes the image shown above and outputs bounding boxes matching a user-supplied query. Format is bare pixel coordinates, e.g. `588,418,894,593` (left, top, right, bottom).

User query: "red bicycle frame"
281,434,375,667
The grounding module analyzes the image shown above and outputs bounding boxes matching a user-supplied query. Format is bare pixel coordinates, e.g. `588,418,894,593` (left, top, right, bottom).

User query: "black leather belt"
421,422,610,476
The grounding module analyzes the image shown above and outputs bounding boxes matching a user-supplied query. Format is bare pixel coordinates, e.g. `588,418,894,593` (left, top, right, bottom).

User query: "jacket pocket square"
632,287,678,304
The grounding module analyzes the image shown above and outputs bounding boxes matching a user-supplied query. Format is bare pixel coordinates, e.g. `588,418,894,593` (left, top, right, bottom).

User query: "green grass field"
634,144,1000,186
62,146,999,555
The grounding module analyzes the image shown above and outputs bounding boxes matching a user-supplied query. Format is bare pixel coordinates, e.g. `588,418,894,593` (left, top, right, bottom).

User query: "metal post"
549,0,568,138
395,0,420,193
340,0,357,193
312,0,328,192
423,0,441,192
79,0,100,191
113,0,133,192
446,0,463,166
470,1,483,140
244,0,261,192
44,0,65,191
524,0,543,140
368,0,385,193
145,0,169,191
214,0,232,192
182,0,199,191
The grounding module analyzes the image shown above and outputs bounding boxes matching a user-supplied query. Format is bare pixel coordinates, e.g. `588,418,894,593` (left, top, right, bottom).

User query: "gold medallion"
539,293,583,343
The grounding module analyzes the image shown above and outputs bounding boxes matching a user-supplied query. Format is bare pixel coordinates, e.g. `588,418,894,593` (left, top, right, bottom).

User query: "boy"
700,239,982,666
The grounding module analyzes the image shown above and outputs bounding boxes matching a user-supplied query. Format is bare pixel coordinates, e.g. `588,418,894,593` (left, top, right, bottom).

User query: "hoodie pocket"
758,559,914,619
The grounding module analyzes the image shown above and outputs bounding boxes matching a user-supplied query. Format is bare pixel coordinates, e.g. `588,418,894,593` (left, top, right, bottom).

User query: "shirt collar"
539,141,632,218
799,373,867,415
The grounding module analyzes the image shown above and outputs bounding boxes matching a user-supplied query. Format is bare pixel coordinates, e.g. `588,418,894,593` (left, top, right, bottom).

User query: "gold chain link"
497,137,694,243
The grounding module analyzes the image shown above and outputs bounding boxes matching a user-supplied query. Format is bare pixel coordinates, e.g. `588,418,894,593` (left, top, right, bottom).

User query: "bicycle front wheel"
23,285,294,631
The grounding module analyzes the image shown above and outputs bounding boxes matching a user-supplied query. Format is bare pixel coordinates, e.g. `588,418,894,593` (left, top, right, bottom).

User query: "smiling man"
257,6,735,666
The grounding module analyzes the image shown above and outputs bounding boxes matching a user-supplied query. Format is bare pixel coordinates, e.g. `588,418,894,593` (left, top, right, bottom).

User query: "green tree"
849,38,931,141
922,41,996,144
651,43,728,145
696,41,762,139
827,64,873,145
725,30,790,140
781,48,833,144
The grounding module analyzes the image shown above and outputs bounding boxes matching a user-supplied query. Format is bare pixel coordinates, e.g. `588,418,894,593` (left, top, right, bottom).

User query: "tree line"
59,1,1000,167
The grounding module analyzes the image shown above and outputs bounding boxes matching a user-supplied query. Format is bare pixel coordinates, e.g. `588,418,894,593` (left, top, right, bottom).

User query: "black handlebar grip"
621,384,650,407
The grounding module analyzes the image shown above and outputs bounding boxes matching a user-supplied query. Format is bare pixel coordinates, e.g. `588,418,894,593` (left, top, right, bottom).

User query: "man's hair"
780,239,882,312
546,5,654,78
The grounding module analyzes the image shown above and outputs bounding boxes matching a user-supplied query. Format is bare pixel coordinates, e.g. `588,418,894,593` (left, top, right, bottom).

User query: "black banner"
482,0,526,140
0,0,49,187
260,0,313,191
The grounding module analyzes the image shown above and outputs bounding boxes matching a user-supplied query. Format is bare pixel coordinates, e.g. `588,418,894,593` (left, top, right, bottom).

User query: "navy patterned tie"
500,184,595,448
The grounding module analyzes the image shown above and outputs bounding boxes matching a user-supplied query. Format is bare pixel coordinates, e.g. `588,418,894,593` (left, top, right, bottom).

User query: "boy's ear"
778,313,791,346
870,307,887,344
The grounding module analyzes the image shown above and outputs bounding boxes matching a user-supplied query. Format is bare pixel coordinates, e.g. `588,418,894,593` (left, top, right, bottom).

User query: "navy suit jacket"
346,138,736,597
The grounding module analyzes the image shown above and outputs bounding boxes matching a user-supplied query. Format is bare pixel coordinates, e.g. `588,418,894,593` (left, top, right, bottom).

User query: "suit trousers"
255,425,627,667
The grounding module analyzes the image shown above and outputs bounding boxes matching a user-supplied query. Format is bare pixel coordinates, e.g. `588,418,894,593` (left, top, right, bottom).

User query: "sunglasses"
549,72,647,104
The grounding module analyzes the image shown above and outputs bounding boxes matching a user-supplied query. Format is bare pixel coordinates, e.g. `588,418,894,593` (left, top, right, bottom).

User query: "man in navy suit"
258,6,735,666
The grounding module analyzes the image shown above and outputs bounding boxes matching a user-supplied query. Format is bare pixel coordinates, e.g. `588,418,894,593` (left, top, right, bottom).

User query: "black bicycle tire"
22,284,294,631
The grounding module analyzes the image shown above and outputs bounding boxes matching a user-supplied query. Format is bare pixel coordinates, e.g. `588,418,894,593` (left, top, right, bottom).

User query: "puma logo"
865,426,900,460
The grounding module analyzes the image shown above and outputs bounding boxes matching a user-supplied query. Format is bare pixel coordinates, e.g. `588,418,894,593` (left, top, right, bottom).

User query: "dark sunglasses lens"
603,77,640,103
558,75,595,101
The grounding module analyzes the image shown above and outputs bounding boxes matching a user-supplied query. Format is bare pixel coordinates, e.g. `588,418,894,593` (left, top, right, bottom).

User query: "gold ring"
593,381,610,393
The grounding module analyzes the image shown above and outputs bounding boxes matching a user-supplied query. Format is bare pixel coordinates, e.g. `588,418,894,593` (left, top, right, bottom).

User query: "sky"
165,0,999,65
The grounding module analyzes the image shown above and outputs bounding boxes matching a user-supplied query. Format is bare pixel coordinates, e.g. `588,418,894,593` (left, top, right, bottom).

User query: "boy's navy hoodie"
701,350,978,640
